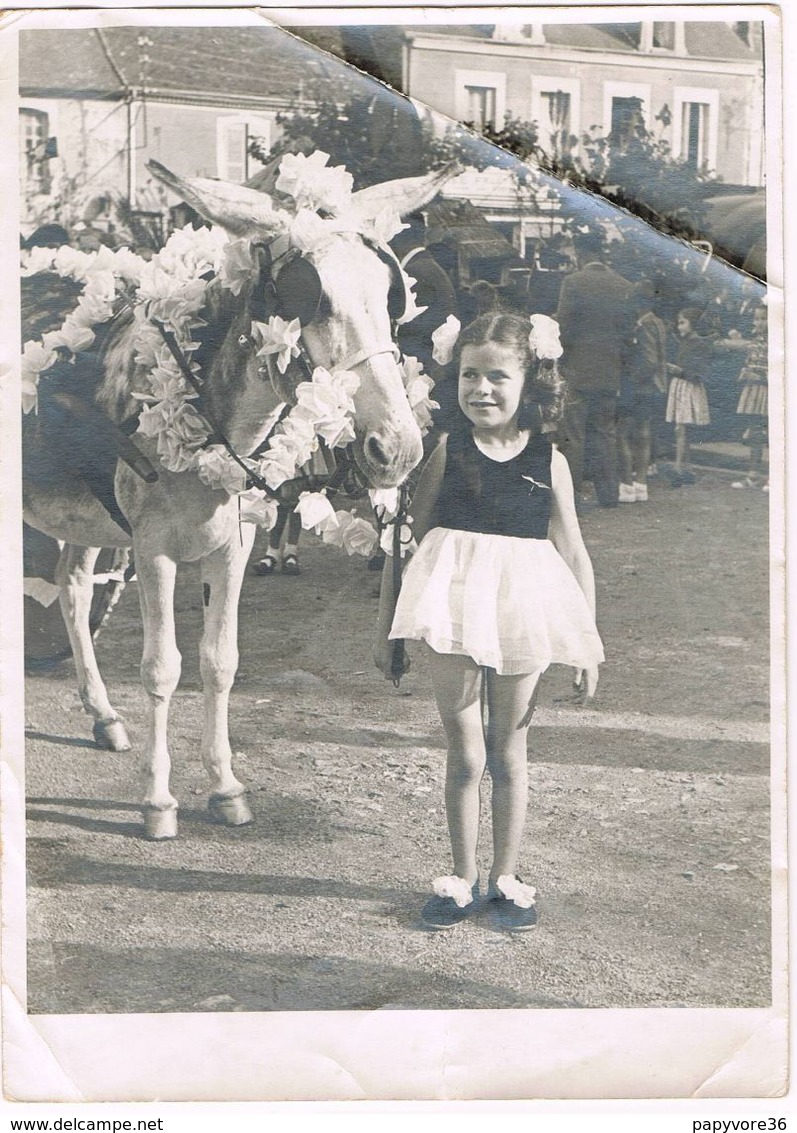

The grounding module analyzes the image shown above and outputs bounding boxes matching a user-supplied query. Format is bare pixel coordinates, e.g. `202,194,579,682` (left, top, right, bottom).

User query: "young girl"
375,312,603,932
731,303,768,491
665,307,713,485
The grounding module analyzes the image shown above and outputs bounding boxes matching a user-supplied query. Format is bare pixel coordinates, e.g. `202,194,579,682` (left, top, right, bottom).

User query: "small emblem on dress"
522,475,550,492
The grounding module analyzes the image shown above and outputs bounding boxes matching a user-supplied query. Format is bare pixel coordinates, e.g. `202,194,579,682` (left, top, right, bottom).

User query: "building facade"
18,26,323,235
19,19,766,252
401,21,765,186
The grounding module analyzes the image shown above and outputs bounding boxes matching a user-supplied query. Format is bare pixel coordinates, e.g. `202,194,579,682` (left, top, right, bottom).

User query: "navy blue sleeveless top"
437,429,553,540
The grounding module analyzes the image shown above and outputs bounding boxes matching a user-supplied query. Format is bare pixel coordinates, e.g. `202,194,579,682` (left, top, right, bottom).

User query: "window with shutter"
20,108,52,195
216,116,272,183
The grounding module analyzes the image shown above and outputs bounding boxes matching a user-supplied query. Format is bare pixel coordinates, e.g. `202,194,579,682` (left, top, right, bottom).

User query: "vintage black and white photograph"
1,2,786,1104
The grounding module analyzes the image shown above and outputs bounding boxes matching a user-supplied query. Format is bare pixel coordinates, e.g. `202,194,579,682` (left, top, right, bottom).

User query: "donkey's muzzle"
361,425,423,488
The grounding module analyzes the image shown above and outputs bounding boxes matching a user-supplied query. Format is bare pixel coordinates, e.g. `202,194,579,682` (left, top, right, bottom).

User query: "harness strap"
389,482,410,687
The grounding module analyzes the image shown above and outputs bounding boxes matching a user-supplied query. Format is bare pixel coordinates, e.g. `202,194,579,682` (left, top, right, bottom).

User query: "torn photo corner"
2,3,786,1106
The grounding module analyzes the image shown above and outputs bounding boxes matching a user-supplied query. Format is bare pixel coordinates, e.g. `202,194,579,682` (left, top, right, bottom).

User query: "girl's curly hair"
433,311,565,433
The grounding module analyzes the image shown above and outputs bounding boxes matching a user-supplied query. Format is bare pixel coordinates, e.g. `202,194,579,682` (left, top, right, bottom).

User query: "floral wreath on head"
19,151,443,556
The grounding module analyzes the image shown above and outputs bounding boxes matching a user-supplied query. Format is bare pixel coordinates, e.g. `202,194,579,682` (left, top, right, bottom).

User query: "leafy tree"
540,106,719,243
249,80,432,189
249,79,544,189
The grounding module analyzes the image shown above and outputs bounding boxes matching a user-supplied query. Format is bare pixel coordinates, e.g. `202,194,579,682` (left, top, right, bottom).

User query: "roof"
684,22,761,60
19,25,358,103
19,21,761,105
403,21,761,62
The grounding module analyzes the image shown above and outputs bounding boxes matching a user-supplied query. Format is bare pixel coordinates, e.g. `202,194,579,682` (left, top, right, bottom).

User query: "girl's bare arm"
548,447,599,697
549,447,596,615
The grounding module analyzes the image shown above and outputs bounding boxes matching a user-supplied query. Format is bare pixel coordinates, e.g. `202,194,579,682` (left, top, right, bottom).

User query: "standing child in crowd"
617,281,668,503
375,313,603,932
253,504,302,575
731,303,769,491
666,307,713,486
252,427,337,576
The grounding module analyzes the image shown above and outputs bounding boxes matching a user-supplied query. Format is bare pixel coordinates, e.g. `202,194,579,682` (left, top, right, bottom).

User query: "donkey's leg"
136,551,181,839
200,526,256,826
55,544,132,752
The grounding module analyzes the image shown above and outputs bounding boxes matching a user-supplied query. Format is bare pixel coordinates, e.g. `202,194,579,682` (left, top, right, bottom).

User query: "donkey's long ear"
147,160,287,238
349,164,461,222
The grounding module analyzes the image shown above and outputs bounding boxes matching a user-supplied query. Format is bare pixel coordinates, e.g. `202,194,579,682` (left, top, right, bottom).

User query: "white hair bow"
528,313,563,360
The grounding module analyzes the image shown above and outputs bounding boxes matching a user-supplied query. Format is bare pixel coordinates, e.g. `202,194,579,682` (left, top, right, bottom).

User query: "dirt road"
21,466,772,1013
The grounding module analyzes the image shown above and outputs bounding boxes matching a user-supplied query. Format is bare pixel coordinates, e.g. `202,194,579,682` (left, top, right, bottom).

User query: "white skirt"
389,527,605,676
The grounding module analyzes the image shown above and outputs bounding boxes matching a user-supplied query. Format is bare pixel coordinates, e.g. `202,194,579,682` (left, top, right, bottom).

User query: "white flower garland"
20,151,441,553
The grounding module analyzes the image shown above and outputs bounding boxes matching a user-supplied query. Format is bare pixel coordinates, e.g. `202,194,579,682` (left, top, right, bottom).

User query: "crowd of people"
454,228,769,507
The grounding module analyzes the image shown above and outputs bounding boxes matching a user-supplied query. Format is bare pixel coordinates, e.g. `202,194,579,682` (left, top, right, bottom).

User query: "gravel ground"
21,466,772,1013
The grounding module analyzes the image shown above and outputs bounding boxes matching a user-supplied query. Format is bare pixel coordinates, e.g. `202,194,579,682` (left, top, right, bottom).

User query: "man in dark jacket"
556,231,633,507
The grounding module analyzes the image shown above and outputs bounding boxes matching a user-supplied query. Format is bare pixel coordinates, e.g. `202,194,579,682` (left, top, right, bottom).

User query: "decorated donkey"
21,153,452,838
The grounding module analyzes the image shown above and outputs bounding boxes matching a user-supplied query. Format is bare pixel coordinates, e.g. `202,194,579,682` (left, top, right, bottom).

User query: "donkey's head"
148,159,456,488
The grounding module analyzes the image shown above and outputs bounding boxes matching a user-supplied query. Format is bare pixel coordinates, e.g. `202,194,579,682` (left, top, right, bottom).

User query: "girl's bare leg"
674,423,687,472
633,420,652,484
617,415,634,485
485,669,541,881
426,647,486,885
749,422,766,476
266,504,290,557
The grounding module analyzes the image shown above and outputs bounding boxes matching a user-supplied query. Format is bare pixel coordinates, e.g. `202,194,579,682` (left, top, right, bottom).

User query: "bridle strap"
336,345,400,372
399,247,424,271
152,318,282,500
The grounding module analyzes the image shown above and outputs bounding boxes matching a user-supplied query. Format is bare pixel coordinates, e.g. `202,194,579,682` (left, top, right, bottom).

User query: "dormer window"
652,22,675,49
492,23,545,43
640,21,686,53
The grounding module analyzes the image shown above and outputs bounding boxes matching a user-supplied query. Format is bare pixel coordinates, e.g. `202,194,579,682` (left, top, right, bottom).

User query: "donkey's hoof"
93,719,132,752
208,793,253,827
143,806,178,841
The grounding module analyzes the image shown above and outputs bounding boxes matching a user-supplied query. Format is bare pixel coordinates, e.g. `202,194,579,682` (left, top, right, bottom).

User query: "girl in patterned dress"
732,304,769,491
375,313,603,931
665,307,713,486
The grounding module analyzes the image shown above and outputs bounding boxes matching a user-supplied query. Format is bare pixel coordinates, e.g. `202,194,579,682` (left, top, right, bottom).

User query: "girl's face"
458,342,527,432
753,307,767,335
677,314,692,337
